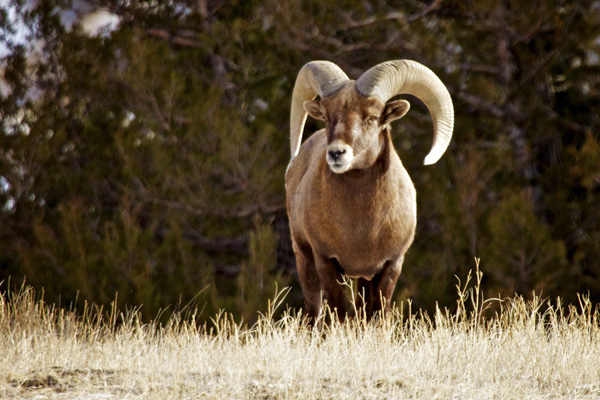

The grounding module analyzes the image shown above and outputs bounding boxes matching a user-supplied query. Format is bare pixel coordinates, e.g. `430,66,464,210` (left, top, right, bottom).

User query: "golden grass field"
1,267,600,399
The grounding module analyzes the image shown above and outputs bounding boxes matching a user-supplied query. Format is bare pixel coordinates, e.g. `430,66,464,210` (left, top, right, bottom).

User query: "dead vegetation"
1,263,599,399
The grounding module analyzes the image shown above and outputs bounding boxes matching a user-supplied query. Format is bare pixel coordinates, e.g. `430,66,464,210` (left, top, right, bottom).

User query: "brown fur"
286,82,416,319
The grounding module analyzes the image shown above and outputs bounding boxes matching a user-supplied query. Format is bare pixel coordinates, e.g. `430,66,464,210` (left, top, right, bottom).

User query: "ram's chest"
307,180,415,275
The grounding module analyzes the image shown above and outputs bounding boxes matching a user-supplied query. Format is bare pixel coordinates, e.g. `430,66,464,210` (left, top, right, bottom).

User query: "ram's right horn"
289,61,349,161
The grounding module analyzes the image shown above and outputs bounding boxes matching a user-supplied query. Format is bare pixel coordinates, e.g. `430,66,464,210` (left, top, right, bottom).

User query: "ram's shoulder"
286,130,326,179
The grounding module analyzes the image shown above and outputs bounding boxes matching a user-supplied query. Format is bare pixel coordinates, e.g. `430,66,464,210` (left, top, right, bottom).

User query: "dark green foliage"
1,0,599,321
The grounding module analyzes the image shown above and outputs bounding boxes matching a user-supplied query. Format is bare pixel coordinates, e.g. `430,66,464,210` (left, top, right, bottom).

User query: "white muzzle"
326,140,354,174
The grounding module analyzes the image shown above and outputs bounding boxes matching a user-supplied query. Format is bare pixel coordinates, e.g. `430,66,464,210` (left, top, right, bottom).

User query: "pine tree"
1,0,599,320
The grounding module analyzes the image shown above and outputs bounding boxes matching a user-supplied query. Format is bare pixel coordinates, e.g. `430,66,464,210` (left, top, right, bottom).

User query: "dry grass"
1,266,600,399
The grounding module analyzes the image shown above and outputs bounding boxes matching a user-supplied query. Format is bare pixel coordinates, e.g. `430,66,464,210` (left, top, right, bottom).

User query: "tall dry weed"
1,263,599,399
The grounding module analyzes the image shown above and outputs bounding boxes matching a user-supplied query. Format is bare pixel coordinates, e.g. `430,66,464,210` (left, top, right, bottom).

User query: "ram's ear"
381,99,410,125
303,100,325,121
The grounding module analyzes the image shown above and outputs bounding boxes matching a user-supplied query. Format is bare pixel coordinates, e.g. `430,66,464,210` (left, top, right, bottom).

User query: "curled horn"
356,60,454,165
289,61,349,160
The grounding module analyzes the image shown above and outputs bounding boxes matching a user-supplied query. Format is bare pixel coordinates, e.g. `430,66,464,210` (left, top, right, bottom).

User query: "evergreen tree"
1,0,599,320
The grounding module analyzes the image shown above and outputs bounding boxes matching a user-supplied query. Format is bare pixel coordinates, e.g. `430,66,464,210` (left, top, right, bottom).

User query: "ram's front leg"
358,258,403,319
292,239,322,320
314,255,348,320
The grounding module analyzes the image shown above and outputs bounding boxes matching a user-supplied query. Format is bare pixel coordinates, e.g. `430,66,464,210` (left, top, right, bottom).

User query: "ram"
285,60,454,319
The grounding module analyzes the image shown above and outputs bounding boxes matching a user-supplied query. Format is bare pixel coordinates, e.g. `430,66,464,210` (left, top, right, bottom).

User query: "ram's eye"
367,116,378,124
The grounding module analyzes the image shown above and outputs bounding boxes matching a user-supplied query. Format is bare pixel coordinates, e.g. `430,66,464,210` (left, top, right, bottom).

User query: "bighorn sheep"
285,60,454,319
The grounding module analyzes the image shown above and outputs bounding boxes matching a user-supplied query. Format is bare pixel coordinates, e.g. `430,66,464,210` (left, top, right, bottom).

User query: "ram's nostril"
328,149,345,161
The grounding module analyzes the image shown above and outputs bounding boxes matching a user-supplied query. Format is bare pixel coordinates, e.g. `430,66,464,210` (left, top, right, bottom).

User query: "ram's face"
304,82,410,174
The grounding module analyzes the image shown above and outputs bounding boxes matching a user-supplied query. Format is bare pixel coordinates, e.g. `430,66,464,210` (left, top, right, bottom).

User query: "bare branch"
146,28,207,50
407,0,443,23
184,231,248,255
456,92,506,117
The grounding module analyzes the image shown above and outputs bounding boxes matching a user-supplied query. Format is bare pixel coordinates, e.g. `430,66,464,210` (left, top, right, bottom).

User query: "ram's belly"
316,219,401,280
336,256,387,281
